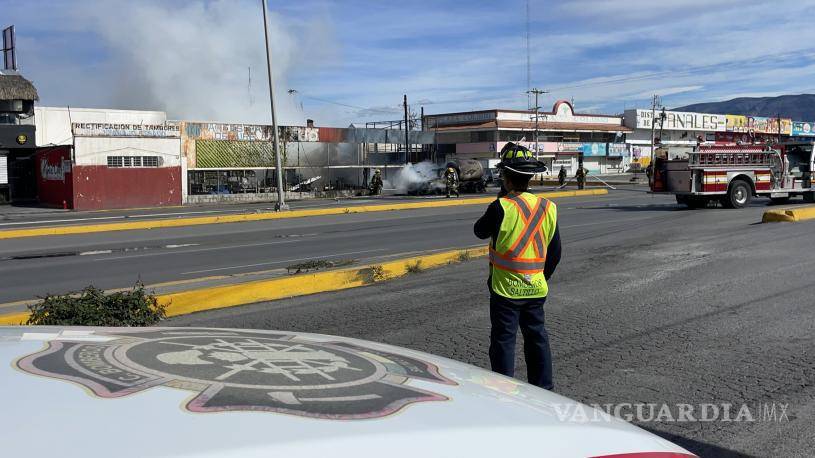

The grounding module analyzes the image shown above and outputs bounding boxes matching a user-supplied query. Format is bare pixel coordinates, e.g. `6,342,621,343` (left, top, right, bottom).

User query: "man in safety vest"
474,142,561,390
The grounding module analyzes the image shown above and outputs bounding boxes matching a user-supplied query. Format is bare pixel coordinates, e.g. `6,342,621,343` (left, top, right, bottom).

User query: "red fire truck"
650,142,815,208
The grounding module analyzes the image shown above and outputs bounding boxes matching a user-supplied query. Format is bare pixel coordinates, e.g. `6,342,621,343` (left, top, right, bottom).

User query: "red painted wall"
72,166,182,210
35,146,74,208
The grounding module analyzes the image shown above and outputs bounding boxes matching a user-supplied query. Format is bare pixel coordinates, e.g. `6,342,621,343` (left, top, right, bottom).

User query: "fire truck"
650,142,815,208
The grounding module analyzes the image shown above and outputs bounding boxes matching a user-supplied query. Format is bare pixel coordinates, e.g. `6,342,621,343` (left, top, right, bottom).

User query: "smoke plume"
389,161,442,194
71,0,335,124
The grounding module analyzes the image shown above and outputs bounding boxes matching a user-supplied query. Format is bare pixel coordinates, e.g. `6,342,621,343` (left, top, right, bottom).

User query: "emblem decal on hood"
15,329,455,419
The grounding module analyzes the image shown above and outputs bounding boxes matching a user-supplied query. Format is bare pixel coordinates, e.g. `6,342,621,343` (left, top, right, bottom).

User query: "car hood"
0,326,693,458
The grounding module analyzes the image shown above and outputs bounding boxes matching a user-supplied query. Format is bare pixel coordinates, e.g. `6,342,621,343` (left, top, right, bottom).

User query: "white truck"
650,142,815,208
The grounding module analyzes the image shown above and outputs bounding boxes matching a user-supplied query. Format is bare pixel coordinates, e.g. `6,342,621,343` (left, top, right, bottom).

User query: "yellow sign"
726,115,749,132
15,134,27,145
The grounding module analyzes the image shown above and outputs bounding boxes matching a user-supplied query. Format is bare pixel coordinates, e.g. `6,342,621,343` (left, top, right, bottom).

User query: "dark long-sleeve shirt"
474,197,561,280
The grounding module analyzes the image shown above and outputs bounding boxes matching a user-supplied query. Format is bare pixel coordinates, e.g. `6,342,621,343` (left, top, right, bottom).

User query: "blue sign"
607,143,627,157
580,143,607,157
792,121,815,137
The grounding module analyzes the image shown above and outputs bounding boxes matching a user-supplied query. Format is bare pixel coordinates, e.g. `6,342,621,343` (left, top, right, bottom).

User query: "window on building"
470,131,496,142
499,131,527,142
106,156,161,167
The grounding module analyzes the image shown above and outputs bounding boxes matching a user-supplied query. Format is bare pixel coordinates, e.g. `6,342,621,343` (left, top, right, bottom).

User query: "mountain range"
674,94,815,121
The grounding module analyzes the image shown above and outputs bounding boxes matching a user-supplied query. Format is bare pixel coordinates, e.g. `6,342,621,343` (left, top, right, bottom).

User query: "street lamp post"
261,0,288,211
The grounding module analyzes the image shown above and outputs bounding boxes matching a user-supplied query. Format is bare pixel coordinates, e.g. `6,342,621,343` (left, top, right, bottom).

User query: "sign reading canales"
72,122,181,138
628,109,726,132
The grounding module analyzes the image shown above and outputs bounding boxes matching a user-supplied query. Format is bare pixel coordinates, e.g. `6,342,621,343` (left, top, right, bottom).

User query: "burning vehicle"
400,160,488,195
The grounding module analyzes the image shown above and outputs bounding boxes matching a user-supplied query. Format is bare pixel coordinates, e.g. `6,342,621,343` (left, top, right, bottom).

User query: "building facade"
423,101,630,175
623,109,800,168
34,107,183,210
0,72,38,204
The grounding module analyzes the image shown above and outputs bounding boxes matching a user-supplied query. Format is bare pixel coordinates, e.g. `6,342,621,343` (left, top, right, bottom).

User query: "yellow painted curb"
158,246,489,317
0,246,490,325
0,311,33,326
0,189,607,240
762,205,815,223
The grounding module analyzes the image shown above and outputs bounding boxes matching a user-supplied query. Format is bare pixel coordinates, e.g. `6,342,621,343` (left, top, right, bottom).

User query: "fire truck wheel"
804,192,815,203
722,179,751,209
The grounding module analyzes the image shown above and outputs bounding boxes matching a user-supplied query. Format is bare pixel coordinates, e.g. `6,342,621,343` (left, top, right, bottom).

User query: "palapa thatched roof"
0,74,39,101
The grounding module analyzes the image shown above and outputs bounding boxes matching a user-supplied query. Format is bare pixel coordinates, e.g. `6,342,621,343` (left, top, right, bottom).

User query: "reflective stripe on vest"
489,247,546,273
490,192,556,299
496,194,550,270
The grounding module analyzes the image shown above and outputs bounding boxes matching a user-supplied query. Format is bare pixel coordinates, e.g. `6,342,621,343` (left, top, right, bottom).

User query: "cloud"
8,0,815,125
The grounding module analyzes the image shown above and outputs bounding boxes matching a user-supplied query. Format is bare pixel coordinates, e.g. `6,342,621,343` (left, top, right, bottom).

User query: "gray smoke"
389,161,442,193
74,0,335,124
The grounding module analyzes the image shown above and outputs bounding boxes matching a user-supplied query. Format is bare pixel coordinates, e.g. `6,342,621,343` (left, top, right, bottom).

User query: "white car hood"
0,327,693,458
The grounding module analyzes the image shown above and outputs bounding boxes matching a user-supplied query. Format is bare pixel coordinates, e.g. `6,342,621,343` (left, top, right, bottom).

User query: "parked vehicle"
650,142,815,208
0,326,695,458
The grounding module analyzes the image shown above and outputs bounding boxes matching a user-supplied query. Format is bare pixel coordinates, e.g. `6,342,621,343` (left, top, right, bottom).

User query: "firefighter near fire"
473,142,561,390
649,141,815,208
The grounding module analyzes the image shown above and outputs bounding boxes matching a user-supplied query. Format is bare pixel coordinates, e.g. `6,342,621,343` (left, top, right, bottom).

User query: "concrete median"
762,205,815,223
0,246,489,325
0,189,607,240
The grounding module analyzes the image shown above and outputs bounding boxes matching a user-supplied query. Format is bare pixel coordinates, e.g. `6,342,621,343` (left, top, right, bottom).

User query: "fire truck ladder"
688,147,780,169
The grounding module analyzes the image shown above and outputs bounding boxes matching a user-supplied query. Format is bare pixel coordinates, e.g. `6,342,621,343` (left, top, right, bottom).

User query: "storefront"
34,107,183,210
426,101,630,175
0,73,38,204
624,109,729,168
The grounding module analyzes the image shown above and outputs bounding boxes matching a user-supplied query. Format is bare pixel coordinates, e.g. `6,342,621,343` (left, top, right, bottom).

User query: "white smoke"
71,0,336,124
388,161,443,194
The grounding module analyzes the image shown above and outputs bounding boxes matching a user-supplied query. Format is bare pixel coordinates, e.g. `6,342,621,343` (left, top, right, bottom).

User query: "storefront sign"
607,143,627,157
746,117,792,135
792,121,815,137
73,122,181,138
40,157,71,181
628,109,726,132
581,143,607,157
726,115,749,132
425,111,496,127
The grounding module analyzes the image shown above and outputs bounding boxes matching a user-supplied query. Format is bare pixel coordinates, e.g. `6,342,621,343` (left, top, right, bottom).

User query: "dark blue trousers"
489,293,553,390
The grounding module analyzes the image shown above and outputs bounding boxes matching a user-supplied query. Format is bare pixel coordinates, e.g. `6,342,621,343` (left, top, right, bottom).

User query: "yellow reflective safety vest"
489,191,558,299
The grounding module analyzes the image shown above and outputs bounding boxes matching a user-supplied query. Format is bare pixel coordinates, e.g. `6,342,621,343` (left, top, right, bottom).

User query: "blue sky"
4,0,815,126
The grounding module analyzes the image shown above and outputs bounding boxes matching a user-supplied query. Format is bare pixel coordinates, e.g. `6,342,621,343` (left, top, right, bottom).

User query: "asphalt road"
166,192,815,458
0,193,442,228
1,187,621,304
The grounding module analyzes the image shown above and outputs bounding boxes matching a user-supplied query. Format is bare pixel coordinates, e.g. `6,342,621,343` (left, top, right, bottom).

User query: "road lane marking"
95,239,301,261
79,250,113,256
0,189,608,240
0,209,245,227
181,248,388,275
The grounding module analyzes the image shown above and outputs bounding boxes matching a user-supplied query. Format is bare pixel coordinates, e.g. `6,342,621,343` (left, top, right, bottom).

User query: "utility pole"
777,112,782,144
527,88,548,160
526,0,531,110
261,0,288,211
650,94,659,169
403,94,409,164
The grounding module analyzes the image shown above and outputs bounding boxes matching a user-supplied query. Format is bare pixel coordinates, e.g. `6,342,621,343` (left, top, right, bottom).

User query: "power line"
287,89,400,115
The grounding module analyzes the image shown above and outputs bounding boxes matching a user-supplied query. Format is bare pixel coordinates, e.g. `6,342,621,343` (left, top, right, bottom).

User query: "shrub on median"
26,283,166,327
